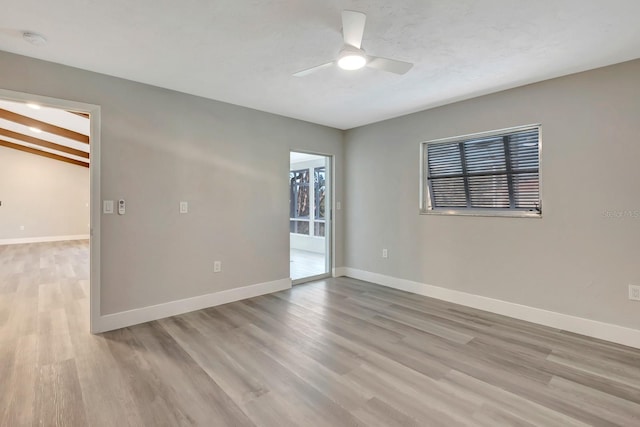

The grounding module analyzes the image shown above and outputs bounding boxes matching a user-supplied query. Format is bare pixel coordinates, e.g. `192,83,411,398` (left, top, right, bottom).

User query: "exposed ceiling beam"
69,111,90,119
0,128,89,159
0,108,89,144
0,139,89,168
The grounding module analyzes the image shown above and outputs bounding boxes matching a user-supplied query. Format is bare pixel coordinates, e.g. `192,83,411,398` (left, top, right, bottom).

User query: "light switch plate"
103,200,114,214
180,201,188,214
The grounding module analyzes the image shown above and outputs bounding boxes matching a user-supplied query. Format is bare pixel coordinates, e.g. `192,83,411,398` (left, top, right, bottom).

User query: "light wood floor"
2,241,640,426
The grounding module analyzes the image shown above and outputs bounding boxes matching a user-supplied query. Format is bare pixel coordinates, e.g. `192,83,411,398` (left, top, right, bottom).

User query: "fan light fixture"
293,11,413,77
337,50,366,70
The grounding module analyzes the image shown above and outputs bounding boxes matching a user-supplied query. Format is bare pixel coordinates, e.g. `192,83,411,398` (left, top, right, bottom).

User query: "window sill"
420,208,542,218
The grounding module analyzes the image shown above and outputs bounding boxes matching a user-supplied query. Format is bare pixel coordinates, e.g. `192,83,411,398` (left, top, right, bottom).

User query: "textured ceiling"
1,1,640,129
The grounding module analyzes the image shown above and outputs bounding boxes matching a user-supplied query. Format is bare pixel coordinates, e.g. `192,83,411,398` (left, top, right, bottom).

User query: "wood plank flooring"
2,241,640,426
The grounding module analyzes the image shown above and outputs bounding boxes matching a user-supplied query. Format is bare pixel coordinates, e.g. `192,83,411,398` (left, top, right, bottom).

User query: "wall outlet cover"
629,285,640,301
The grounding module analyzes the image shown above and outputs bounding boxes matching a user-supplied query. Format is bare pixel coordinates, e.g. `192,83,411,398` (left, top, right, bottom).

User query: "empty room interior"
1,1,640,426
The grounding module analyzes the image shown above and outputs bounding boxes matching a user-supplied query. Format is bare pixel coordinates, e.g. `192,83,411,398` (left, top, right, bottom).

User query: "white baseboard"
95,278,291,333
343,268,640,350
0,234,90,245
333,267,347,277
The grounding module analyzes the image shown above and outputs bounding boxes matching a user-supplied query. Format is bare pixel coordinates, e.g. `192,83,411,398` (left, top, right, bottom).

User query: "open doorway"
289,151,332,283
0,89,100,333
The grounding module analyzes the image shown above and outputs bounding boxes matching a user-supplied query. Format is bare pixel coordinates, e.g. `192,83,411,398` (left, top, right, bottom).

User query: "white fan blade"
293,61,335,77
366,56,413,75
342,10,366,48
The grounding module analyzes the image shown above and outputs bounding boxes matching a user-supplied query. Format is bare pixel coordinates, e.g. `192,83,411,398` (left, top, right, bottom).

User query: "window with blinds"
421,125,541,216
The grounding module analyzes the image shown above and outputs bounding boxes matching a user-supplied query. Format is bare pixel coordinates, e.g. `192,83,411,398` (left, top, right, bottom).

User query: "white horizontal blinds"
427,127,540,211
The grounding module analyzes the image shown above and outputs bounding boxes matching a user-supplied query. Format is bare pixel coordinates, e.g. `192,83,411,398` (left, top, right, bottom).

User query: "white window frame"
420,124,542,218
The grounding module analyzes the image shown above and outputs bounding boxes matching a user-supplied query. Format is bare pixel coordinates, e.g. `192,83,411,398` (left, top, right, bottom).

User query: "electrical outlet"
629,285,640,301
214,261,222,273
382,249,388,258
19,225,25,231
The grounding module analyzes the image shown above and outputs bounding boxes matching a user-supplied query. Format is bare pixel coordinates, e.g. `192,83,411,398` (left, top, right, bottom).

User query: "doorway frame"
0,88,101,333
289,150,334,285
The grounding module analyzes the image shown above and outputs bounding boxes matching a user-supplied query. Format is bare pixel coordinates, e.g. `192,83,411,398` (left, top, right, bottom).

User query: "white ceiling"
1,1,639,129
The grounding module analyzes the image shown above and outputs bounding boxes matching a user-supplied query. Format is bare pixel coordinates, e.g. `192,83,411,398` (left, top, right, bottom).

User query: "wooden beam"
69,111,90,119
0,109,89,144
0,139,89,168
0,128,89,159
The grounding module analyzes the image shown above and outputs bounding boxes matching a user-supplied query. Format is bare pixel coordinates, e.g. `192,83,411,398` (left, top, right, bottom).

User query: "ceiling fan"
293,10,414,77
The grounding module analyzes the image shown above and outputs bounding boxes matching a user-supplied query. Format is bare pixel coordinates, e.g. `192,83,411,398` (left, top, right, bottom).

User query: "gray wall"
344,59,640,329
0,51,344,315
0,145,89,239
